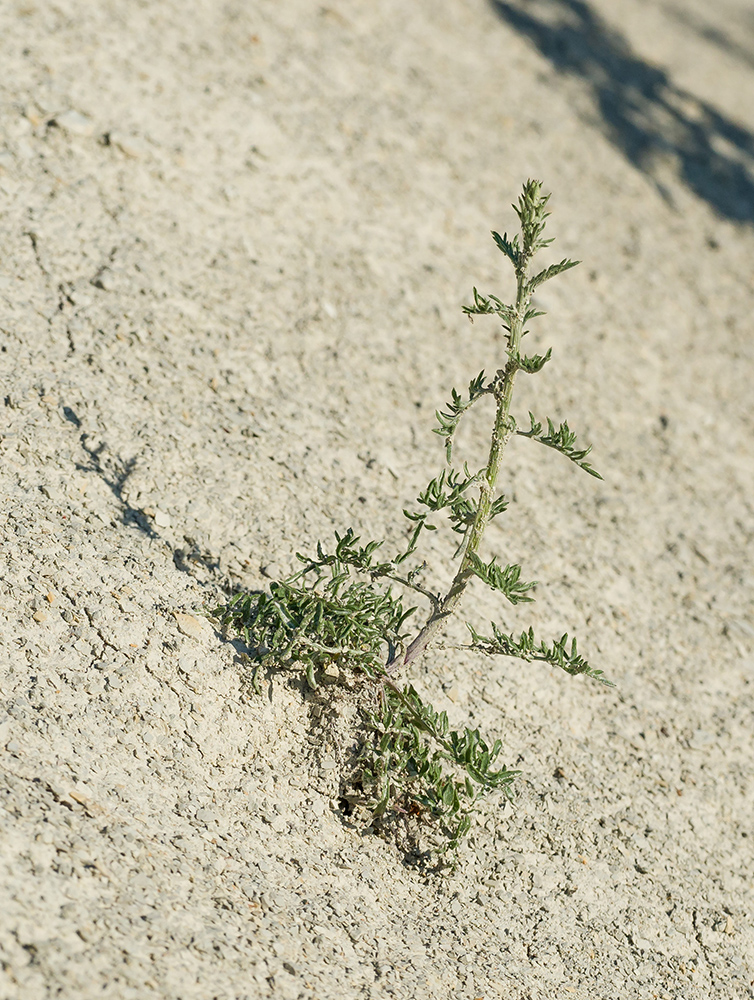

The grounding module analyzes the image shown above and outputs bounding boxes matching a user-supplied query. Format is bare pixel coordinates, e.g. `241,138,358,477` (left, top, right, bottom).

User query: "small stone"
33,609,47,623
174,612,208,640
242,235,258,261
260,561,285,580
153,508,171,528
55,110,95,137
90,267,117,291
688,729,715,750
321,663,340,684
109,131,148,158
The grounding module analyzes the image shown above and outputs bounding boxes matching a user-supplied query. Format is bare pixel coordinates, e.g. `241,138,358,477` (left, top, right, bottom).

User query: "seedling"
213,181,611,853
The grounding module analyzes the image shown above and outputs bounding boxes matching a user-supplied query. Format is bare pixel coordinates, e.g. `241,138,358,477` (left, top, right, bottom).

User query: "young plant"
213,180,611,854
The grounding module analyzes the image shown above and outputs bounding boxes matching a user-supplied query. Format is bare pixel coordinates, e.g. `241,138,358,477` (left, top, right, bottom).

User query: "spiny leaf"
416,465,476,514
489,494,510,519
517,347,552,374
467,553,537,604
467,622,613,685
517,412,603,479
524,307,547,323
462,287,496,316
528,258,580,291
433,372,491,461
463,288,516,327
491,229,520,267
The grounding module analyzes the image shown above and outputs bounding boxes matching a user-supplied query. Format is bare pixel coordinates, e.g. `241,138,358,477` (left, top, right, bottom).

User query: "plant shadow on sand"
491,0,754,222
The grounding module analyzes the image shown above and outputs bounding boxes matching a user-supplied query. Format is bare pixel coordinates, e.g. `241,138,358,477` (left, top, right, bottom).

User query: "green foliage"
467,553,537,605
409,465,482,537
466,623,614,686
516,412,603,478
211,529,416,690
517,347,552,374
433,371,490,462
463,289,515,329
361,684,519,852
212,180,610,858
528,258,580,291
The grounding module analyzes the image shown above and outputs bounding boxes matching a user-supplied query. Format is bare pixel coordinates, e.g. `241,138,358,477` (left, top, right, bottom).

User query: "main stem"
393,259,533,670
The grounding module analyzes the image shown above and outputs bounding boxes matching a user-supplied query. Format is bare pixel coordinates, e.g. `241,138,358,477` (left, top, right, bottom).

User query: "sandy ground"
2,0,754,997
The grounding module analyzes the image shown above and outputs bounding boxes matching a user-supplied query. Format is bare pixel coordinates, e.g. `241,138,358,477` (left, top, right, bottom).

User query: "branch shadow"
490,0,754,222
661,2,754,74
75,429,223,585
76,432,158,540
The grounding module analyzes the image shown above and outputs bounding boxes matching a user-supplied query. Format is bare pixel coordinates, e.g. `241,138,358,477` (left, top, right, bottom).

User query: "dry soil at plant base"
1,1,754,998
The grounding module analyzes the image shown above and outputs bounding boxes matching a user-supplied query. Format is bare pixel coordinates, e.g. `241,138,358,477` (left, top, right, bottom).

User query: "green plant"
213,180,611,854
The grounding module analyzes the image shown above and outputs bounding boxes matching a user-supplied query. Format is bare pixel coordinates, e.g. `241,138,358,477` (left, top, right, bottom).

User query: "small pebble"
175,612,208,640
54,110,95,136
108,131,148,158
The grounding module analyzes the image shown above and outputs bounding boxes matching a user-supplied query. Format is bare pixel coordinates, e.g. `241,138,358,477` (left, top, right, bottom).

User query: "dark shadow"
661,2,754,74
491,0,754,222
76,432,158,540
172,536,221,581
75,429,230,591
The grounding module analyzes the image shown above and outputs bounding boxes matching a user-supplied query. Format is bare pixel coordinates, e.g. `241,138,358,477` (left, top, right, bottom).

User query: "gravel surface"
2,1,754,997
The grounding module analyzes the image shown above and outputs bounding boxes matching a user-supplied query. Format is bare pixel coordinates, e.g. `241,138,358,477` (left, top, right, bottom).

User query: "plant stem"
390,260,533,671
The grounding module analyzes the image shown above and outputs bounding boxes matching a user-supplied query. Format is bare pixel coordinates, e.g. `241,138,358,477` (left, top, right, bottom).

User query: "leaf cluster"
403,465,485,542
463,288,545,339
212,530,416,690
433,371,489,462
516,412,603,479
516,347,552,374
467,622,613,685
467,553,536,605
361,683,519,851
489,180,580,280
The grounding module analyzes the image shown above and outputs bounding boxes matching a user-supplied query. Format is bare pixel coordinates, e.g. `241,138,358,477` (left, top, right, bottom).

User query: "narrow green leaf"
518,347,552,374
491,229,519,267
467,553,537,604
528,257,580,291
516,413,603,479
